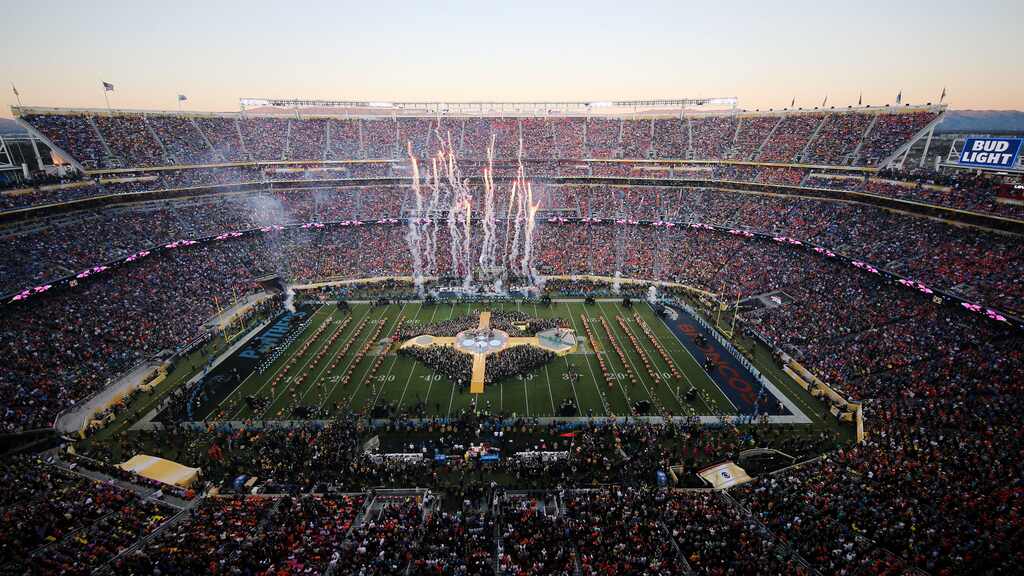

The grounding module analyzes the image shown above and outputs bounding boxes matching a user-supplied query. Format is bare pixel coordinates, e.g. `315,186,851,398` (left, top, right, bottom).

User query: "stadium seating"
18,107,939,166
4,103,1022,576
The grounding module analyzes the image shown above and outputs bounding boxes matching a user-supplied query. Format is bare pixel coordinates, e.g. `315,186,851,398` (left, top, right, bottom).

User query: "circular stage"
453,328,510,355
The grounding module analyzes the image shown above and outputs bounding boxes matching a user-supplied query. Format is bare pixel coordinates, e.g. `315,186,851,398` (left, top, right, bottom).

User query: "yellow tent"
119,454,200,488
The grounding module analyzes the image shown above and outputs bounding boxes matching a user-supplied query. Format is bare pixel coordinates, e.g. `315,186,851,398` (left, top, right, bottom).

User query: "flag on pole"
896,90,902,104
11,84,18,97
790,97,796,108
821,95,828,107
939,87,946,103
858,92,863,106
102,81,114,92
178,94,187,101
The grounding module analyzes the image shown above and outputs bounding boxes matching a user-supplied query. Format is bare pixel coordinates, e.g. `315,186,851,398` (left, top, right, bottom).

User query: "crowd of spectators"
115,493,363,574
148,114,222,165
19,108,938,166
484,345,555,385
859,110,938,165
498,493,576,575
734,395,1024,575
399,345,474,388
803,112,874,165
93,114,166,167
730,115,778,160
3,178,1023,428
757,113,824,163
0,455,174,574
564,487,681,575
8,106,1024,576
411,509,494,575
663,490,807,575
43,388,1018,576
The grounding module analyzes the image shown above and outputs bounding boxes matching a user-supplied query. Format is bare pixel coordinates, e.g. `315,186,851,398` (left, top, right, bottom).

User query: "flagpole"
103,87,111,113
11,84,22,107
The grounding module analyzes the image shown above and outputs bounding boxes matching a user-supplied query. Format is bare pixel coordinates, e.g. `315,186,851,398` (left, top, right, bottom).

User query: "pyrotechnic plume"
479,135,498,271
404,142,427,296
403,128,542,292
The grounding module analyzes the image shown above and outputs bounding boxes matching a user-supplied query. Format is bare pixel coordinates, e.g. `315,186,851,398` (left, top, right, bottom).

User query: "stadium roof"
238,97,740,116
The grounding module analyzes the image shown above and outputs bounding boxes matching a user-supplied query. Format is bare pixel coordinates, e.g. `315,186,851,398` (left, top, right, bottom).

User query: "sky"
1,0,1021,118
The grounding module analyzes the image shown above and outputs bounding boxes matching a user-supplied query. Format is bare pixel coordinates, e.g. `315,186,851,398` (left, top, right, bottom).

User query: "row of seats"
20,108,938,168
4,185,1020,314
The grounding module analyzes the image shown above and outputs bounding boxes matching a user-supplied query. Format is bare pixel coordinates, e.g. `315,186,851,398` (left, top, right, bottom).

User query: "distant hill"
937,110,1024,134
0,117,25,135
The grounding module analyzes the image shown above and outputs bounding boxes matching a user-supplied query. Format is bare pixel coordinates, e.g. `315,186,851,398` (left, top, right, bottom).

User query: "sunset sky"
2,0,1021,117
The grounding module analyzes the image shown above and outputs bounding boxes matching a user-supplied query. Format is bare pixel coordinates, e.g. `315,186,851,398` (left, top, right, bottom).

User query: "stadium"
2,4,1024,575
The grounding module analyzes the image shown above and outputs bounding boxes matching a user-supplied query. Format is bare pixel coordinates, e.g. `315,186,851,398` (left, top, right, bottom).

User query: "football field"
203,300,770,421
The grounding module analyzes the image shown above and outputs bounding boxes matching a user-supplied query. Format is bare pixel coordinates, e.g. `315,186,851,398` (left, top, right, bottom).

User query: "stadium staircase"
87,115,119,167
616,117,625,158
424,121,435,157
518,117,526,155
323,494,374,576
720,490,822,575
190,117,225,162
322,117,331,160
727,115,743,159
685,116,694,159
798,114,831,163
457,118,467,155
581,117,589,157
283,118,293,160
234,117,252,161
878,110,947,169
643,117,655,158
850,114,880,165
391,118,401,159
656,519,694,575
257,497,285,531
142,116,172,165
356,119,366,159
798,169,814,187
753,116,786,161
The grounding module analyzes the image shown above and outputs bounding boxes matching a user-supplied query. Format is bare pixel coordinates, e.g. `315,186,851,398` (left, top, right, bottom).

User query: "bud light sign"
958,138,1022,168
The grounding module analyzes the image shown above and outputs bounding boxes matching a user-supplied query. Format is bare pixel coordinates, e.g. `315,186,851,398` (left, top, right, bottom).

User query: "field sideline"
207,300,773,421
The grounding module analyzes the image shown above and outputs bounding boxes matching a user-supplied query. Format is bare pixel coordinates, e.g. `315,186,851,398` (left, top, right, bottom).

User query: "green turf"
205,300,790,421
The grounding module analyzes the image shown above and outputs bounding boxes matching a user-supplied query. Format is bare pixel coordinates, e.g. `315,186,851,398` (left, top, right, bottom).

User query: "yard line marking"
368,302,423,412
614,307,692,416
596,301,659,409
422,302,457,409
318,305,382,410
260,305,364,416
646,302,735,413
533,301,558,416
628,310,691,414
291,306,375,410
226,304,329,420
256,308,350,419
342,301,408,410
523,374,529,418
564,302,608,416
447,374,457,419
593,301,647,407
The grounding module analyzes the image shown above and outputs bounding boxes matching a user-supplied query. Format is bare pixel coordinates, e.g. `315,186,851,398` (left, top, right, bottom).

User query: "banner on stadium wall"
957,138,1023,169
